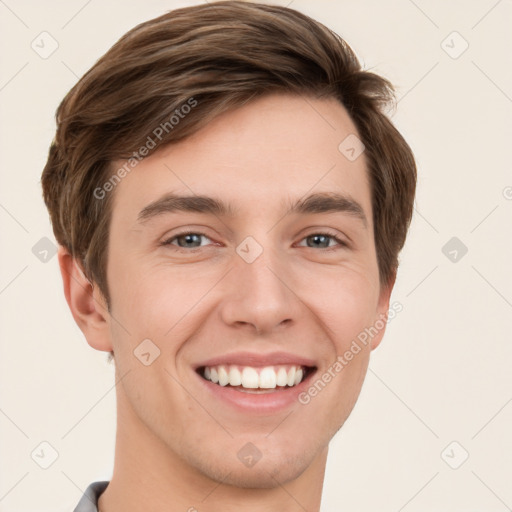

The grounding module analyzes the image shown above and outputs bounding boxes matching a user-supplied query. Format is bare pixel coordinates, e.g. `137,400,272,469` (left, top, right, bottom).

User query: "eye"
161,231,212,250
297,232,347,250
160,231,348,252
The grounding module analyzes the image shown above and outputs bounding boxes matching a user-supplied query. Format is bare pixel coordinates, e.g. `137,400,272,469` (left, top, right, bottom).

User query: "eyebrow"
136,191,368,228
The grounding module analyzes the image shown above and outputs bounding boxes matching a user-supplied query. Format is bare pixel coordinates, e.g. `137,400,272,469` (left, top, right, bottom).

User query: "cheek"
109,262,221,359
299,266,380,348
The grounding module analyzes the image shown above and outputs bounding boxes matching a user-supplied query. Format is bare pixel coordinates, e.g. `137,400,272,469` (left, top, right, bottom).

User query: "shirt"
73,481,109,512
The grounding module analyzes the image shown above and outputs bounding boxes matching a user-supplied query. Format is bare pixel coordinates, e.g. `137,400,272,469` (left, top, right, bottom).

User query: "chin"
186,440,322,489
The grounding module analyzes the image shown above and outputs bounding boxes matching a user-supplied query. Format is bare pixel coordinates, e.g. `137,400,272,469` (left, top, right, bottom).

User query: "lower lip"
196,369,316,413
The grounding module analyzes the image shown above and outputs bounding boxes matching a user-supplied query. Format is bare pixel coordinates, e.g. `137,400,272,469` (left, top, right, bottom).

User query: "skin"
59,92,394,512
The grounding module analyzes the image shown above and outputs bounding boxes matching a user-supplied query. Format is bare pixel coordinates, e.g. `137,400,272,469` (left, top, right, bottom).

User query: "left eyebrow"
287,192,368,228
136,191,368,229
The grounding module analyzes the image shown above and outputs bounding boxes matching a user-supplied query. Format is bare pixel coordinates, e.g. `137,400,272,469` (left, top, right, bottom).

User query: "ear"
58,246,113,352
370,270,397,351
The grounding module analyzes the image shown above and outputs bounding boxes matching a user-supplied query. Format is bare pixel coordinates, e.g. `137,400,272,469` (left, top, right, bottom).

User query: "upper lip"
195,351,317,369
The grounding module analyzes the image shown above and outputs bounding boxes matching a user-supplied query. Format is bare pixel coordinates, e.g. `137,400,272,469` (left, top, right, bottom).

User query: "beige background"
1,1,511,511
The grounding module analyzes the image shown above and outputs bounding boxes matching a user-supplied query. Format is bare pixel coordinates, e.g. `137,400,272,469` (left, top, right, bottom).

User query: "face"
96,93,392,487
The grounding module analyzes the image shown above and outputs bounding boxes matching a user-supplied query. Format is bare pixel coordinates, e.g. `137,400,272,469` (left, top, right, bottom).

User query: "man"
41,1,416,510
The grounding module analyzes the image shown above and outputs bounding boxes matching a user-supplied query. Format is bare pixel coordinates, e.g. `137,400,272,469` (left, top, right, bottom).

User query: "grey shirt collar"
73,481,109,512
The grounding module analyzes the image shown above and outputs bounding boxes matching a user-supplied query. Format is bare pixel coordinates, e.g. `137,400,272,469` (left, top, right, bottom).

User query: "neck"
98,386,327,512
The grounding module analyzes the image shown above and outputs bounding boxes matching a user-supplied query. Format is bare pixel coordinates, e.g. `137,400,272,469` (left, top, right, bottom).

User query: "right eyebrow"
136,194,237,224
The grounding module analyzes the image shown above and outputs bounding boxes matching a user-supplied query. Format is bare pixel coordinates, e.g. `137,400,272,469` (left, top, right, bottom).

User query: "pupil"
179,234,200,247
310,235,328,248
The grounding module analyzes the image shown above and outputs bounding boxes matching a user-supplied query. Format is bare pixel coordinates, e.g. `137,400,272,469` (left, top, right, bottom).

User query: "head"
41,1,416,489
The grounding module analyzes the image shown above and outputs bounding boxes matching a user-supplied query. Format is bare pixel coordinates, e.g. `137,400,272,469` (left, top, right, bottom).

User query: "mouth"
196,364,316,393
193,352,318,412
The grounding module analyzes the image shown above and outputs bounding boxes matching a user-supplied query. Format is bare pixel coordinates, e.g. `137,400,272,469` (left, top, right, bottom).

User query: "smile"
199,364,312,391
194,352,317,412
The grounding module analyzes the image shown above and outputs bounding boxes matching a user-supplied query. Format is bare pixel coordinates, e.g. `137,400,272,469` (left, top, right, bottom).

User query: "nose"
218,246,303,336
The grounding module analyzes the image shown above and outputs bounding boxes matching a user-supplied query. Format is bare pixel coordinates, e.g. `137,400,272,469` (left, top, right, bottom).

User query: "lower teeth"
237,388,279,393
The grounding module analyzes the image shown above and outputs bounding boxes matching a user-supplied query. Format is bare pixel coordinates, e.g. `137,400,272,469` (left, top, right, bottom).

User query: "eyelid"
160,230,214,248
295,230,349,249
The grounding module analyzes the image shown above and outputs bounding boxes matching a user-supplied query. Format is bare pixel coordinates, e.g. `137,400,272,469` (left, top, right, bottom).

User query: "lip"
194,351,317,369
194,351,317,414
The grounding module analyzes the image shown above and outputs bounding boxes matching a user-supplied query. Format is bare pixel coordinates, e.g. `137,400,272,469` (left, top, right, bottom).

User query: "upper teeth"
203,365,305,389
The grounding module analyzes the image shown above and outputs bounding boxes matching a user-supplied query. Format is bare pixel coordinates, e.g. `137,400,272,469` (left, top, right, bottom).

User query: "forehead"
109,93,372,224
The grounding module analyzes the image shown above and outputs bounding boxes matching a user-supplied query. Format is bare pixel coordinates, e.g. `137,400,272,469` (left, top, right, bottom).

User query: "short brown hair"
41,0,416,310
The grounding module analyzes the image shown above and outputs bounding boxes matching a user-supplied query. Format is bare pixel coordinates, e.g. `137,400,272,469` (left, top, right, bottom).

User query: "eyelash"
160,231,348,252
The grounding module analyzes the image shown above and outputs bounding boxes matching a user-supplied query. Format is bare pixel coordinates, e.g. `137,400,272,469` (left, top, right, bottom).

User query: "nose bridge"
219,238,301,334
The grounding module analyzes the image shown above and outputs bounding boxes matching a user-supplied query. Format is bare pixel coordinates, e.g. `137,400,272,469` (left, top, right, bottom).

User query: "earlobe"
57,246,113,352
370,271,397,351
